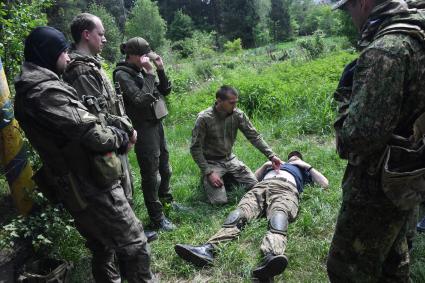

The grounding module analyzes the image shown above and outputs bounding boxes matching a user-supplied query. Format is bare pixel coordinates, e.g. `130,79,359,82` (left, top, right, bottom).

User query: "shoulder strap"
112,65,139,84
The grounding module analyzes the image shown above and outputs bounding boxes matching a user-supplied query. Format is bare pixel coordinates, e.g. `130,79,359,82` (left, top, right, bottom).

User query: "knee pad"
269,211,288,235
222,209,246,229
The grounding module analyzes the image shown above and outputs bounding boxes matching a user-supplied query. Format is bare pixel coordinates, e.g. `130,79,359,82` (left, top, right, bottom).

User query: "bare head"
70,13,106,55
215,85,239,114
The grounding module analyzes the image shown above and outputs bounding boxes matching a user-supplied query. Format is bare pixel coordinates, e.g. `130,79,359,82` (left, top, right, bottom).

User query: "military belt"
264,177,297,190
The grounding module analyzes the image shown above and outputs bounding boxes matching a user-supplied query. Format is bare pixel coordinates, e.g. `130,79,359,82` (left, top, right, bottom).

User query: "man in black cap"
113,37,178,231
14,26,156,283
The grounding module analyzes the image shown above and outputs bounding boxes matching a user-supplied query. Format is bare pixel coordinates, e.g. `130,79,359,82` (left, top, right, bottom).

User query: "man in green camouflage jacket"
327,0,425,282
14,27,155,283
62,13,136,206
190,85,282,204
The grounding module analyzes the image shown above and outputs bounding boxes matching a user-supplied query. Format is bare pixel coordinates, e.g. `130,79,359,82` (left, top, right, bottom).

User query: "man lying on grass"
175,151,329,281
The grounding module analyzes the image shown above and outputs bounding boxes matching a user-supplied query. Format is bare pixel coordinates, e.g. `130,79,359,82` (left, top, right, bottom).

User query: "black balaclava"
24,26,69,73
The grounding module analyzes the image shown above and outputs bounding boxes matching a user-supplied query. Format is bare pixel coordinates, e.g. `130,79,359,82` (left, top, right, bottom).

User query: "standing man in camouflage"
62,13,136,206
191,85,282,204
113,37,176,231
175,151,328,281
327,0,425,281
15,26,155,283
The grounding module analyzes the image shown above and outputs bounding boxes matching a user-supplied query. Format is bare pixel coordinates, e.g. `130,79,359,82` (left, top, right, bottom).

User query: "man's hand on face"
208,172,224,188
270,156,282,171
140,55,154,74
152,55,164,70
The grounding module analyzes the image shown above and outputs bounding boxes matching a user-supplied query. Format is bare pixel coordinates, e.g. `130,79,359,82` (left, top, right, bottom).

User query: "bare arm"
255,161,272,180
289,159,329,189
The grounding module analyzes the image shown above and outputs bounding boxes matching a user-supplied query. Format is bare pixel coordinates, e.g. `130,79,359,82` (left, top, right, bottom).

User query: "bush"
0,0,51,87
167,9,194,41
172,30,216,59
224,38,243,54
298,31,325,59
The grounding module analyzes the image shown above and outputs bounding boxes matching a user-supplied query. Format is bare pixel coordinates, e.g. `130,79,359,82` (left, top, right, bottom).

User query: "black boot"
252,253,288,279
174,243,214,267
151,217,176,232
144,230,158,243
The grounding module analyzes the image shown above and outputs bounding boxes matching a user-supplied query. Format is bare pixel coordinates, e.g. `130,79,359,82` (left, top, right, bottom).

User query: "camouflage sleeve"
238,112,275,159
37,90,127,153
156,69,172,96
190,116,213,175
68,68,103,100
337,48,406,156
105,114,134,136
115,70,157,108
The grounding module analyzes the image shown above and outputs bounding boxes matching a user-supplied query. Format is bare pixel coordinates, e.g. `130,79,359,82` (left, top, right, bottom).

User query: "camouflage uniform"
14,62,154,283
191,106,275,204
113,62,173,223
327,1,425,282
63,49,135,204
207,178,300,255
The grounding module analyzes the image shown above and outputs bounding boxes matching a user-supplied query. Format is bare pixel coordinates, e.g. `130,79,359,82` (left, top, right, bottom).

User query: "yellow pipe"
0,57,34,215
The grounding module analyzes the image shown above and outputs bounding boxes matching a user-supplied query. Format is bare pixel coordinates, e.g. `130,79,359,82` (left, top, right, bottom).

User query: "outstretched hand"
270,156,282,171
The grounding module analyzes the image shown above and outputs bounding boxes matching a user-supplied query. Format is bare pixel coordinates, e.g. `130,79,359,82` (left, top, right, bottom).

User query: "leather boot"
174,243,214,267
252,253,288,279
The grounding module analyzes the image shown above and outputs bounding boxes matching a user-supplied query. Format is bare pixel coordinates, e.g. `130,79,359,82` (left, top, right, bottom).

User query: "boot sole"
174,244,213,267
252,255,288,279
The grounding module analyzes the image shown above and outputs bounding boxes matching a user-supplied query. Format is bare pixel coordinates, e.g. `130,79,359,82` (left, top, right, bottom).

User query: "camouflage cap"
332,0,352,10
120,37,157,58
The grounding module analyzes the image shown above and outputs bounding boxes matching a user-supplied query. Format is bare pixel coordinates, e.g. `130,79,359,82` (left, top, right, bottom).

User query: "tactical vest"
66,57,118,115
376,7,425,210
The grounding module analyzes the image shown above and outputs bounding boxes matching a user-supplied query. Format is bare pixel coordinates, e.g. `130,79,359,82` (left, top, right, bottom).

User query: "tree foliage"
88,3,122,63
46,0,86,39
0,0,51,85
167,9,194,41
125,0,167,50
270,0,293,41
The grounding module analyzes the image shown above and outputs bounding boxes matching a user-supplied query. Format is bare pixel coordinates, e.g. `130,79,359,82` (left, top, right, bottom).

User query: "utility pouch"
150,95,168,120
381,140,425,210
90,152,123,188
33,166,60,204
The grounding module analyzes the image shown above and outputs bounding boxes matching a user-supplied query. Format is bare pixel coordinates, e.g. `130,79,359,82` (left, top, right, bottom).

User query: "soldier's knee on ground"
269,211,288,235
223,209,246,229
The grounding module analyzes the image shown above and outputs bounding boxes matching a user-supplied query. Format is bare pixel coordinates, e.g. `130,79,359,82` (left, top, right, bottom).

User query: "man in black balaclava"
24,26,69,74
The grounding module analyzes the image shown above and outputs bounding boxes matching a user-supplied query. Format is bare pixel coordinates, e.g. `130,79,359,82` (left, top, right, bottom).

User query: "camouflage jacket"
113,61,172,126
335,0,425,168
190,106,275,175
63,49,118,115
14,62,129,192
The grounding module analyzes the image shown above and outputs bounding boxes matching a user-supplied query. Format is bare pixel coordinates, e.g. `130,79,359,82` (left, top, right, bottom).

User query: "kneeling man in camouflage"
190,85,282,204
175,151,328,281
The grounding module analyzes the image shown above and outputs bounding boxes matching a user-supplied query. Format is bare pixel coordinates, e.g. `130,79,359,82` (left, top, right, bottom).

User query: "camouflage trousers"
203,156,258,204
135,120,173,222
327,164,411,283
68,185,155,283
207,178,299,256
